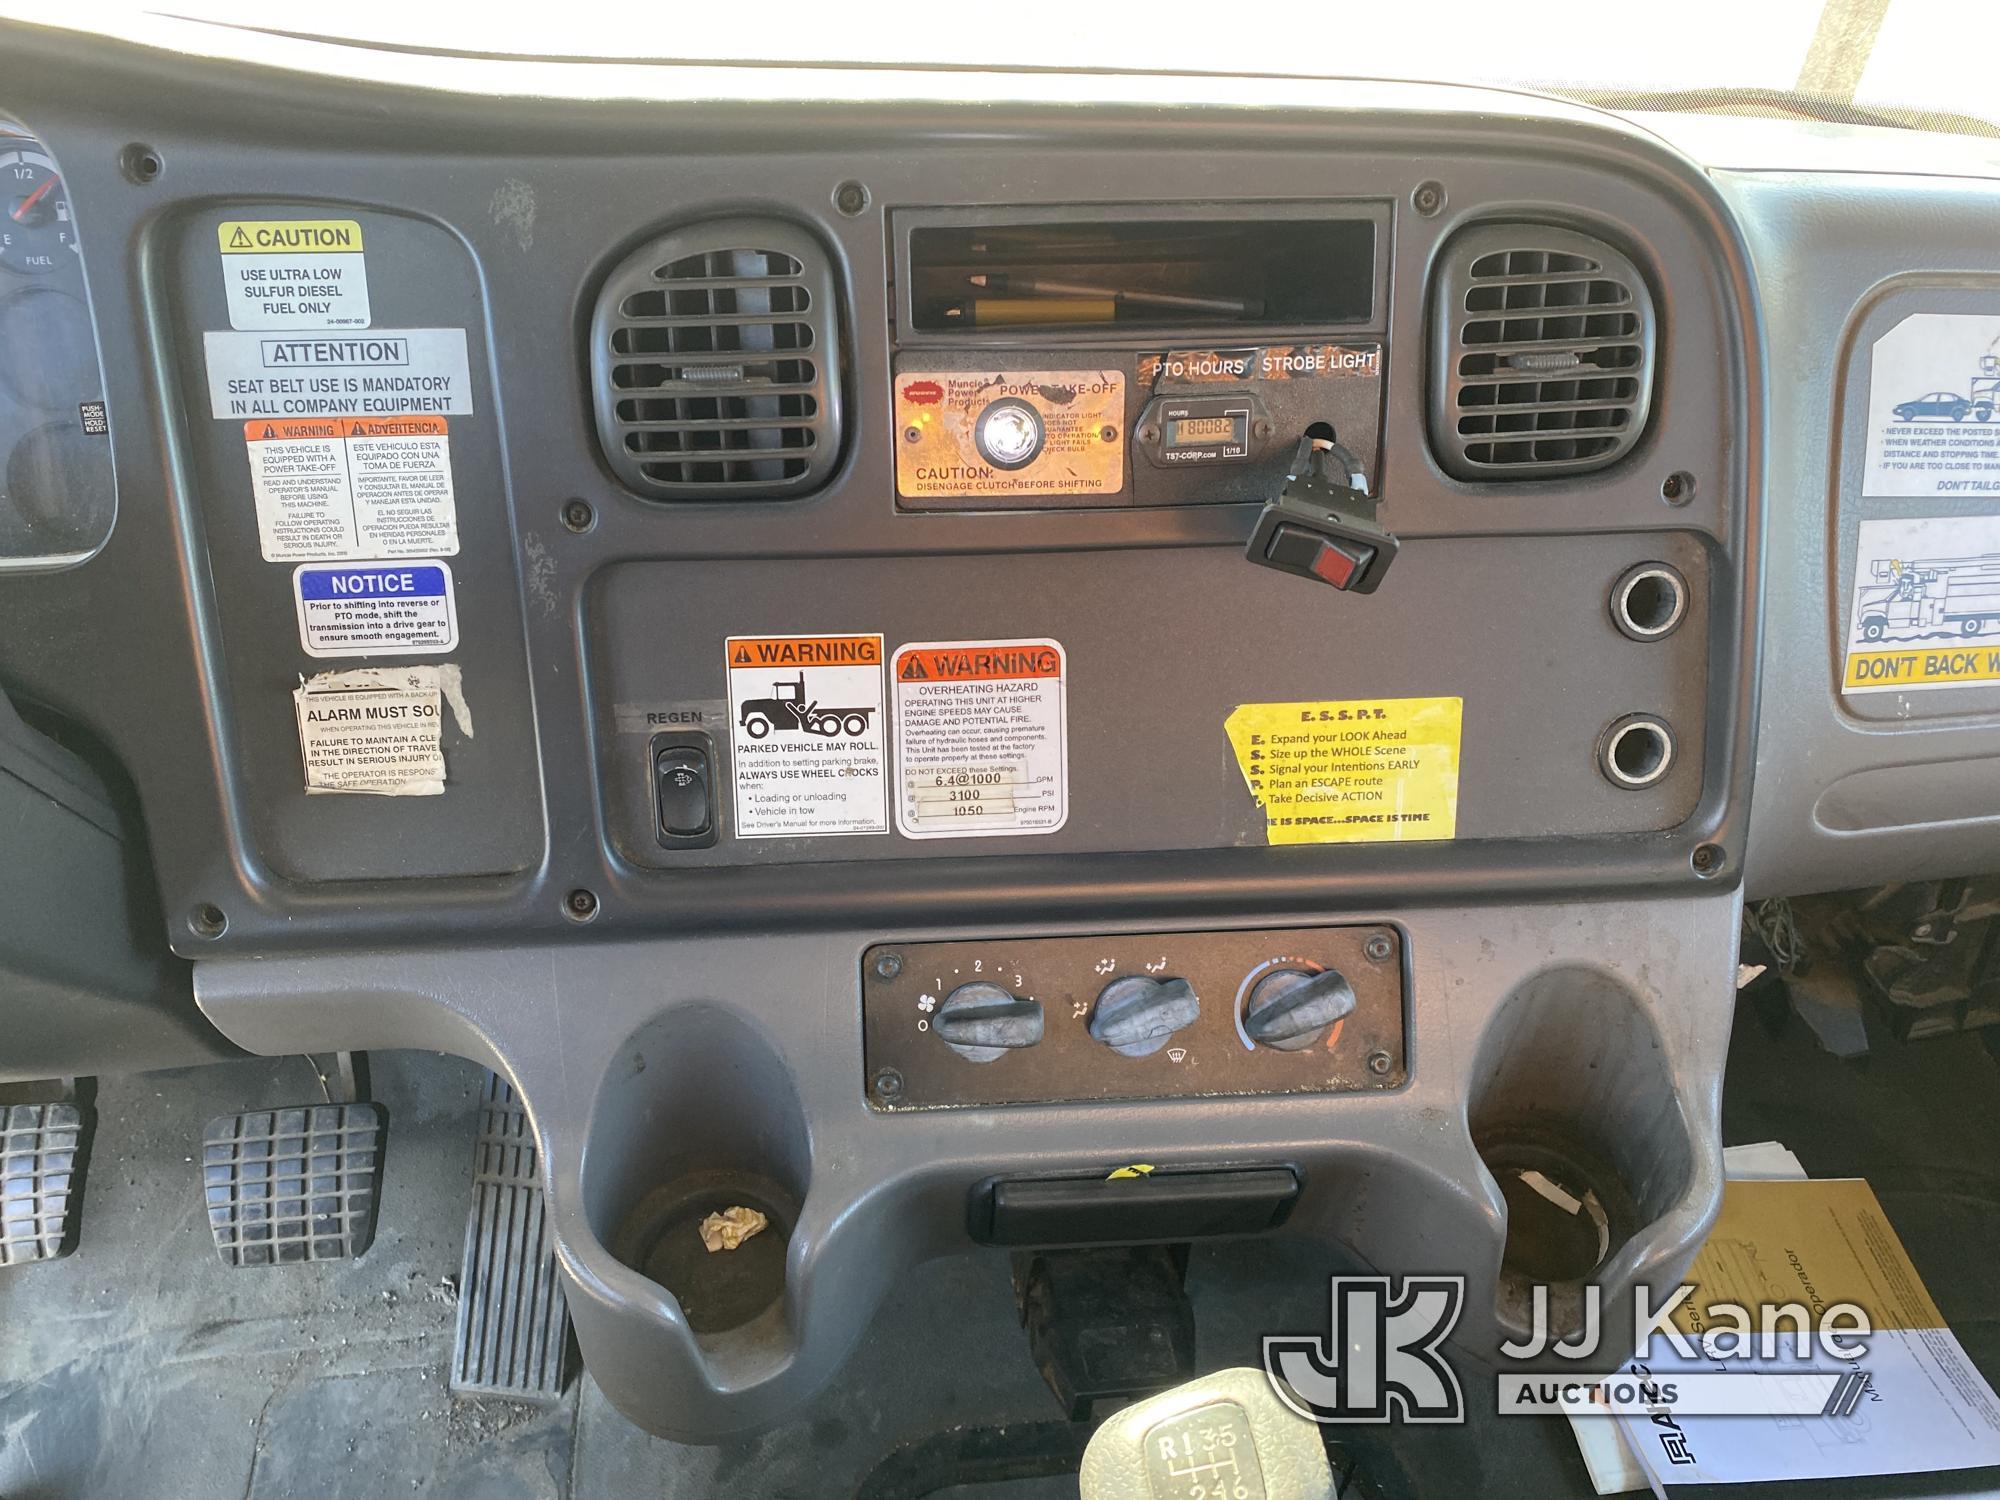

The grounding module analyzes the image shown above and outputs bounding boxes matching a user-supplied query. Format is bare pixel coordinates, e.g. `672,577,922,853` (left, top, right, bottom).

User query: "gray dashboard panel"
1725,170,2000,896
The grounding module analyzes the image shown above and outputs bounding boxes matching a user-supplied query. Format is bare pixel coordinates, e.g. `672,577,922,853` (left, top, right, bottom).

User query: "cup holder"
581,1004,811,1360
613,1171,796,1335
1469,966,1695,1338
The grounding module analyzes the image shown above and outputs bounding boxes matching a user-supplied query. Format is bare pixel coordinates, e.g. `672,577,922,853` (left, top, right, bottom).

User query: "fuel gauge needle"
11,174,57,221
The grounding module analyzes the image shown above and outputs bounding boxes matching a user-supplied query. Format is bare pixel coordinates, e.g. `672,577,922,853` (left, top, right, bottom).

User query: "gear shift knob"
1079,1366,1336,1500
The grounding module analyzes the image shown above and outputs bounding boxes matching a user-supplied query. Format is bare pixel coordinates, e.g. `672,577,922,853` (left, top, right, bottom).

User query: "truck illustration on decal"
1856,553,2000,641
737,672,877,739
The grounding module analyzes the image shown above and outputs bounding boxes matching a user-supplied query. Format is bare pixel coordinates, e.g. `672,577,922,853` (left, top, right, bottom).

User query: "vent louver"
591,218,843,500
1428,224,1656,481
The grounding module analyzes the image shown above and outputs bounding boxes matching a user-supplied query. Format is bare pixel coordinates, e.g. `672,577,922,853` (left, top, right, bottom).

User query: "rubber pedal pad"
201,1102,385,1267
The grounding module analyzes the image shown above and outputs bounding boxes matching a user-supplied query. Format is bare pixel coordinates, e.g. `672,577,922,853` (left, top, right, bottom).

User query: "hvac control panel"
862,926,1408,1110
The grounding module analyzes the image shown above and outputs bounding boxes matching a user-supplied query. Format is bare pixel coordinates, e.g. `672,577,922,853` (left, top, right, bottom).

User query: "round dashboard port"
1610,563,1688,642
1598,714,1675,790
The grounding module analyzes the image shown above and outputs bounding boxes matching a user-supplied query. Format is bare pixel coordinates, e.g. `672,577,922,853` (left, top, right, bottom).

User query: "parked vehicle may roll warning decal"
725,634,888,837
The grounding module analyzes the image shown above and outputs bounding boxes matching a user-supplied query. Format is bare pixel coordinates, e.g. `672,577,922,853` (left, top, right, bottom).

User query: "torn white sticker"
218,219,370,331
203,328,474,419
243,414,457,561
293,560,457,659
293,664,467,796
1864,313,2000,497
1843,513,2000,693
725,634,887,838
891,638,1068,838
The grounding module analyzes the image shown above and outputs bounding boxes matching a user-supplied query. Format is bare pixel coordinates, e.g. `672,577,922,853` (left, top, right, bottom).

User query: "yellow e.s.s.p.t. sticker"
1224,697,1462,845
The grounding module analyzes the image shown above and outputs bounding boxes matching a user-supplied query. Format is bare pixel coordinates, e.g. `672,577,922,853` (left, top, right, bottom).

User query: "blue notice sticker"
292,560,458,659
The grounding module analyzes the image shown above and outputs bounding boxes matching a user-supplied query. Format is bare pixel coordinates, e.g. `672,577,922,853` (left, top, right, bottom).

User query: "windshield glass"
151,0,1997,137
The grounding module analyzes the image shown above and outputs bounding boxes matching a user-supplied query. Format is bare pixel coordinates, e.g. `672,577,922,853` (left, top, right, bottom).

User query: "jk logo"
1263,1276,1467,1424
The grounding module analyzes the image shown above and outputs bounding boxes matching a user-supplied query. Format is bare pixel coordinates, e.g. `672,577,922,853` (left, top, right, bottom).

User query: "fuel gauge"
0,147,75,275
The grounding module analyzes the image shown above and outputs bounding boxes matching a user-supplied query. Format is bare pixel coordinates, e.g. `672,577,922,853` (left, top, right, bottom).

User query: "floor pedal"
450,1071,571,1402
0,1101,85,1266
201,1102,385,1266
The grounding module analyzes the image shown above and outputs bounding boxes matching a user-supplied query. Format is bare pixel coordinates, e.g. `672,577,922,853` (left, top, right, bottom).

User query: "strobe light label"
293,560,457,658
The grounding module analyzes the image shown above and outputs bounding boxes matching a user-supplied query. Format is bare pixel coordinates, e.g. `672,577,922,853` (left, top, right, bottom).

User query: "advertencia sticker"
1843,515,2000,693
1224,697,1462,845
293,560,457,659
725,634,887,837
892,638,1067,838
218,219,371,331
243,415,457,561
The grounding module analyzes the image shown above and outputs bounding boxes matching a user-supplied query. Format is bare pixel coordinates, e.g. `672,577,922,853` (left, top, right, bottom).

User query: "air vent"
591,218,843,500
1428,224,1656,481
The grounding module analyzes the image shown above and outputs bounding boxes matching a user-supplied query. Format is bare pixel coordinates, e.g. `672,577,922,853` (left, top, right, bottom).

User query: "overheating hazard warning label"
892,638,1067,839
293,560,457,659
244,415,457,561
218,219,371,331
1843,514,2000,694
1224,697,1461,845
725,634,887,838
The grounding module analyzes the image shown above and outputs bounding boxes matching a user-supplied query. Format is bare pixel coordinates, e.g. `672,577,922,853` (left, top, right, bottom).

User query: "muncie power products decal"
895,369,1124,500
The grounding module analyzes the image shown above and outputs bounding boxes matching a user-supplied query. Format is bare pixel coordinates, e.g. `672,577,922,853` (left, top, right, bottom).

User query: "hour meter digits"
1136,393,1265,467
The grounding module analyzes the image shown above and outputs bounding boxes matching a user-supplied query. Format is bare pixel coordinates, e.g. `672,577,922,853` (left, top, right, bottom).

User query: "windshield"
146,0,1998,137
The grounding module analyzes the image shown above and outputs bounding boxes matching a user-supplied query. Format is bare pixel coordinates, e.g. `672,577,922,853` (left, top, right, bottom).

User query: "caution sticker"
293,663,469,796
293,560,457,659
725,634,887,838
202,328,474,419
218,219,371,331
1843,515,2000,694
1224,697,1461,845
892,638,1067,839
895,369,1123,500
243,415,457,562
1863,314,2000,496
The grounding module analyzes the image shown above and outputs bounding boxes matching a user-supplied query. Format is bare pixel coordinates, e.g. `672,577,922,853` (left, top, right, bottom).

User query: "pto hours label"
892,638,1068,839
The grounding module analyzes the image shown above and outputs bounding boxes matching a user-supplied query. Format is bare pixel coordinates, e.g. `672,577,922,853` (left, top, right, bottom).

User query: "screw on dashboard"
873,952,903,981
561,498,595,533
1367,1050,1394,1076
1411,180,1445,217
564,888,599,922
1364,933,1394,964
872,1067,905,1102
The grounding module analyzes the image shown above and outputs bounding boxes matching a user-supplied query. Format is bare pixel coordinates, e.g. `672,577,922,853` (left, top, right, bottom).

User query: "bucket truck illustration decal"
1864,314,2000,497
1844,516,2000,693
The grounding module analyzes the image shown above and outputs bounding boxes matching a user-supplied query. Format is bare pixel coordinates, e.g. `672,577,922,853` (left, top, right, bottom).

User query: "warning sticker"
1224,697,1462,845
725,634,887,838
895,369,1123,500
293,560,457,659
892,638,1067,839
244,415,457,561
202,328,474,419
218,219,371,331
1864,314,2000,496
1842,514,2000,694
293,663,470,796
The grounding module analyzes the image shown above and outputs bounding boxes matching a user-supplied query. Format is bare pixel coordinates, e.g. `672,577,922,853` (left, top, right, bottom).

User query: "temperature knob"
1243,968,1356,1052
1088,976,1200,1058
934,981,1044,1063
